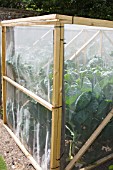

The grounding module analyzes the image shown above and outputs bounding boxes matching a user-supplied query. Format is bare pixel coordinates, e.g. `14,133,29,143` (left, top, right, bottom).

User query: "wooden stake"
65,109,113,170
3,124,42,170
50,24,64,170
80,153,113,170
2,26,7,124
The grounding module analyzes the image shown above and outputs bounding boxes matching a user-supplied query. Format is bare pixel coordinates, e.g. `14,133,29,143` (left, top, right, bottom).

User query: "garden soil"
0,119,35,170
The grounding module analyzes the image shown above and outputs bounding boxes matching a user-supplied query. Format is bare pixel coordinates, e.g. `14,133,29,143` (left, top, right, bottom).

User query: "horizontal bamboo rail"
65,108,113,170
80,153,113,170
3,76,53,111
3,124,42,170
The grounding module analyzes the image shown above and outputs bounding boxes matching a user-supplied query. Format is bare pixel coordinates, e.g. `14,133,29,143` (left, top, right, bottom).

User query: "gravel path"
0,119,35,170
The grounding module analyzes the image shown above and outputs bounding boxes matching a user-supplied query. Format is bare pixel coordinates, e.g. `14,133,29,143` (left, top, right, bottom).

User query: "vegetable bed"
6,54,113,169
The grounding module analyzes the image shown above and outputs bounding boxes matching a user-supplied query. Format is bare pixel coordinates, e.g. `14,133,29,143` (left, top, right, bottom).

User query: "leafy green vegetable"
63,56,113,163
75,91,92,111
6,53,113,167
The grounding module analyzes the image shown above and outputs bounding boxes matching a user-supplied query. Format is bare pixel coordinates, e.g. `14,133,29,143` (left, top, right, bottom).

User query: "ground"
0,119,35,170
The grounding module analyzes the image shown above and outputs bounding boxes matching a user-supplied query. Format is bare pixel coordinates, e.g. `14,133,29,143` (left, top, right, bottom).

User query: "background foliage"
0,0,113,20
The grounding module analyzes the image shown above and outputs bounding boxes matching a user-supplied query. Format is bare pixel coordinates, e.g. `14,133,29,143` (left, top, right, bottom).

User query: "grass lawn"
0,155,7,170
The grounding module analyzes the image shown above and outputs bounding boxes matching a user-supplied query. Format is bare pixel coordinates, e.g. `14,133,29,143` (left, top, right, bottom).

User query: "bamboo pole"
2,26,7,124
65,109,113,170
80,153,113,170
70,30,100,60
50,24,64,170
3,124,42,170
3,76,53,111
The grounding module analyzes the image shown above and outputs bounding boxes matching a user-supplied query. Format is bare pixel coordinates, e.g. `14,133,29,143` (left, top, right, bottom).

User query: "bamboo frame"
65,109,113,170
80,153,113,170
50,24,64,170
3,76,53,111
2,26,7,124
1,14,113,170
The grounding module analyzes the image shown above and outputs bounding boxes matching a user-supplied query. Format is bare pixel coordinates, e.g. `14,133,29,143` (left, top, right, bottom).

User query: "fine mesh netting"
6,26,54,103
64,25,113,169
5,23,113,170
6,26,54,170
6,82,52,169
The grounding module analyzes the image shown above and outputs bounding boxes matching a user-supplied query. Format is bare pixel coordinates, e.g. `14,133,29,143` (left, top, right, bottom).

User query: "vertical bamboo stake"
50,23,64,170
2,26,7,124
